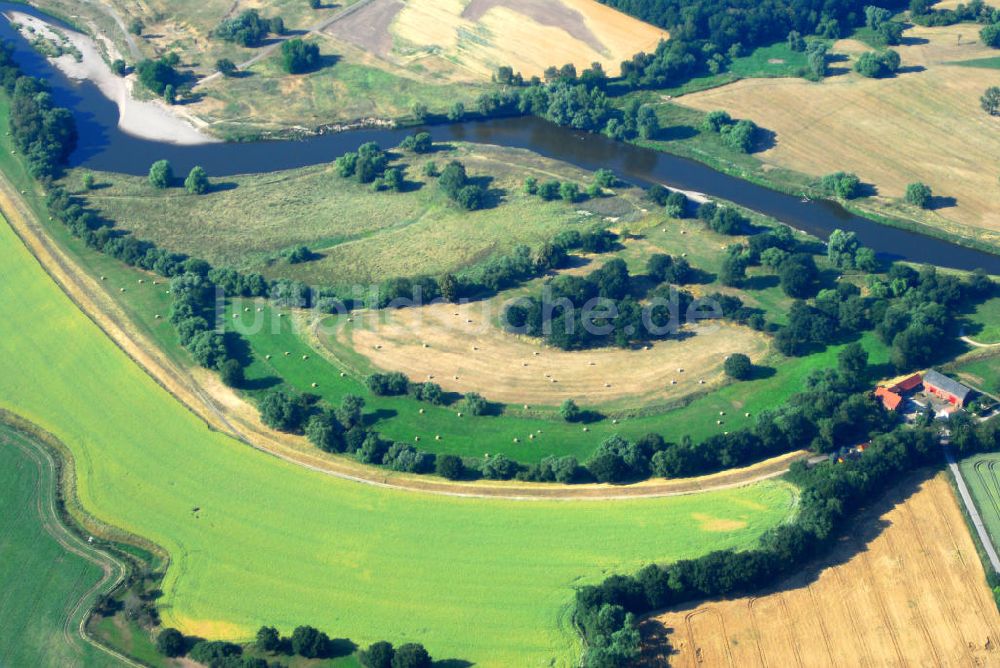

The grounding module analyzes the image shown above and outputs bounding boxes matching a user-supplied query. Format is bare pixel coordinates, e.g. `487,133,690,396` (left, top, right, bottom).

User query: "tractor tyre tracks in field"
0,430,141,668
0,172,808,500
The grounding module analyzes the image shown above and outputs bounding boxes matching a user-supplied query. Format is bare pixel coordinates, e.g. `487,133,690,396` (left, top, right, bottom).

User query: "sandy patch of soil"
5,11,216,145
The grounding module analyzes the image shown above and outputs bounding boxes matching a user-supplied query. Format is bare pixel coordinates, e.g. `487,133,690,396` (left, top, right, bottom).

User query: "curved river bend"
3,4,999,273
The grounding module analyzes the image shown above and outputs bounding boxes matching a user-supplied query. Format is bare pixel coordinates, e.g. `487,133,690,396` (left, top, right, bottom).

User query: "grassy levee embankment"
0,192,798,665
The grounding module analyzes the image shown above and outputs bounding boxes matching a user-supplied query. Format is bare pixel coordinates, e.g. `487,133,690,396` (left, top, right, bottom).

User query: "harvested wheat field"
679,22,1000,249
325,0,668,81
641,473,1000,667
331,299,769,407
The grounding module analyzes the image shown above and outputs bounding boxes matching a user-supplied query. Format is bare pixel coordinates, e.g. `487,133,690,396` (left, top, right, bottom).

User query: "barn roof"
875,387,903,411
891,373,923,393
923,370,971,401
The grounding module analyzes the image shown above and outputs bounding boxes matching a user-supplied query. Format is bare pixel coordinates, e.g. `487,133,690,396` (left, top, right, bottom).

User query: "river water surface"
3,3,999,273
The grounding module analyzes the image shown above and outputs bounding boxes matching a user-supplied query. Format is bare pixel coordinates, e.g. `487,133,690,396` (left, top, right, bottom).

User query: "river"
3,3,999,273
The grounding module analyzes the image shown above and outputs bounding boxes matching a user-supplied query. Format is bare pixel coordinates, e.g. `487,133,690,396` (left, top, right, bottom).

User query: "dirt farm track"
641,473,1000,667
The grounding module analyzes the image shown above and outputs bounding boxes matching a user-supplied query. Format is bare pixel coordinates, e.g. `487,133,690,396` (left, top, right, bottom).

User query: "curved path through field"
0,172,807,499
0,424,139,667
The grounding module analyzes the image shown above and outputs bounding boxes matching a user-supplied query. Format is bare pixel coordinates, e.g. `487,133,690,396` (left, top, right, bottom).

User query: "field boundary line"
1,427,141,668
0,170,808,499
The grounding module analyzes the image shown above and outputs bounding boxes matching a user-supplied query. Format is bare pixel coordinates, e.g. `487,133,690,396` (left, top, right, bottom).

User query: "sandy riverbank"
5,11,217,145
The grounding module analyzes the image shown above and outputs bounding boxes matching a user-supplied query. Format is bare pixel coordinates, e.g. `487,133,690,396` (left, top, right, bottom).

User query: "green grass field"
70,143,643,287
951,352,1000,397
960,452,1000,558
950,56,1000,69
0,429,117,668
966,296,1000,344
0,206,798,665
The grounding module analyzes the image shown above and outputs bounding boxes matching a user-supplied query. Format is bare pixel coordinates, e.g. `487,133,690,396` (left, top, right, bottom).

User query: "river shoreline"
4,10,216,145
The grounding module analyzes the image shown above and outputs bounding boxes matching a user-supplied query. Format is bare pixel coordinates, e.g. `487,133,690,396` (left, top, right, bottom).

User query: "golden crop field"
678,22,1000,250
324,0,668,81
641,473,1000,667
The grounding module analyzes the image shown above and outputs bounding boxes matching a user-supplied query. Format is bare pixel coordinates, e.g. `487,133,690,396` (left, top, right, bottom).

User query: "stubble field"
641,473,1000,667
678,23,1000,250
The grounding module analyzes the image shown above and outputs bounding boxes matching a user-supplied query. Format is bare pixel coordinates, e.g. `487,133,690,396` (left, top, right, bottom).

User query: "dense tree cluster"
436,160,486,210
827,229,878,271
170,272,244,374
214,9,283,47
576,419,994,666
157,622,436,667
647,185,691,217
366,372,409,396
820,171,861,199
910,0,999,27
281,39,320,74
864,5,904,45
135,56,180,97
0,44,76,179
503,256,698,349
700,110,759,152
853,49,901,77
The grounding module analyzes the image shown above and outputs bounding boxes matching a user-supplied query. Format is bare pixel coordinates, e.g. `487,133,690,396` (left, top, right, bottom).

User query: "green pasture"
70,143,643,288
951,352,1000,397
0,430,115,667
0,208,798,665
965,296,1000,344
960,452,1000,556
949,56,1000,69
231,298,890,462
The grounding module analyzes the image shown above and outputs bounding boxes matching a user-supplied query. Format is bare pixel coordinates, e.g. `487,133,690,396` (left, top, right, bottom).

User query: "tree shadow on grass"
928,195,957,210
657,125,698,142
364,408,398,427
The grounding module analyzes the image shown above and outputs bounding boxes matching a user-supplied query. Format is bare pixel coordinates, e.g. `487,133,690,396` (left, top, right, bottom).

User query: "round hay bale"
284,351,290,356
154,314,161,319
302,355,309,360
533,352,540,356
232,313,238,318
745,412,751,418
375,344,382,350
347,317,353,322
681,230,687,235
523,404,529,410
699,379,705,384
719,411,725,416
427,374,434,380
605,383,611,388
244,307,250,313
339,372,346,377
677,368,684,372
670,379,676,385
422,343,429,348
311,382,318,388
551,378,557,383
582,427,589,432
716,420,723,425
265,354,272,360
100,276,106,280
278,313,283,318
529,434,535,440
454,375,459,380
418,408,425,414
138,279,144,284
457,412,463,417
414,436,420,442
435,435,441,440
119,287,126,292
724,431,729,435
612,419,618,424
513,437,520,443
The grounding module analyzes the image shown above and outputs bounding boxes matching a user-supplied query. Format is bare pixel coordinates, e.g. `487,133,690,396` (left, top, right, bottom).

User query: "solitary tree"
148,159,173,188
560,399,582,422
156,628,185,657
981,23,1000,49
280,39,320,74
185,165,210,194
724,353,753,380
905,181,932,208
215,58,237,77
982,86,1000,116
